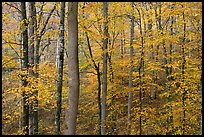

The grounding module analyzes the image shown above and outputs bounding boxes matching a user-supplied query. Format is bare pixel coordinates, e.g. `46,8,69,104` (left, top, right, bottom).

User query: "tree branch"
37,2,45,29
39,39,51,58
6,43,21,58
40,4,56,35
4,2,21,13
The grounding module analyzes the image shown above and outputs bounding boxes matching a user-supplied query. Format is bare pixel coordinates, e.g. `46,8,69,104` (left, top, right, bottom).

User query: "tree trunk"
56,39,60,69
81,3,102,133
96,64,102,135
28,2,36,135
29,3,38,134
127,2,134,135
55,2,65,135
101,2,108,135
137,4,144,135
21,2,29,135
166,5,174,135
85,31,102,135
34,3,56,135
19,29,23,131
64,2,79,135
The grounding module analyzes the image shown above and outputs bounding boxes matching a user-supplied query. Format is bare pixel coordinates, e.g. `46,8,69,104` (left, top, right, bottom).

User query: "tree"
28,2,37,135
2,2,202,135
136,3,145,134
20,2,29,135
34,3,56,134
101,2,108,135
64,2,79,135
55,2,65,135
127,2,134,135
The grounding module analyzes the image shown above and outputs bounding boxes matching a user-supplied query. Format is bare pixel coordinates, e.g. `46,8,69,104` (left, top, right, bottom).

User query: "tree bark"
127,2,134,135
136,4,144,135
19,27,23,131
96,64,102,135
55,2,65,135
64,2,79,135
21,2,29,135
28,2,36,135
30,3,38,134
101,2,108,135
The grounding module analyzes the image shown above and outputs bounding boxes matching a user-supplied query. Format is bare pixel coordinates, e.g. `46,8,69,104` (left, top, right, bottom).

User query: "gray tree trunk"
127,2,134,135
19,25,23,131
55,2,65,135
28,2,36,134
137,4,144,135
56,39,60,69
101,2,108,135
21,2,29,135
30,3,38,134
64,2,79,135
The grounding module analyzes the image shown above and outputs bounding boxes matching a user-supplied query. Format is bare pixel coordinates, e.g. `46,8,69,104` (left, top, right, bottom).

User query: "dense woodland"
2,2,202,135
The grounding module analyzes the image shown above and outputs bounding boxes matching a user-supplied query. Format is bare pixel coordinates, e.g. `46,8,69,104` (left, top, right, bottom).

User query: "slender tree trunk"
30,3,38,134
21,2,29,135
33,37,39,135
108,19,118,135
85,31,102,135
101,2,108,135
109,53,116,135
28,1,35,83
82,2,102,131
56,39,60,68
33,3,56,135
166,5,174,134
19,30,23,131
55,2,65,135
127,2,134,135
136,5,144,135
97,64,102,135
122,29,126,54
28,2,36,134
64,2,79,135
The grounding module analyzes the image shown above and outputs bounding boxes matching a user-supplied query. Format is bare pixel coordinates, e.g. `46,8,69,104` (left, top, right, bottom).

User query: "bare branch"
2,41,23,46
5,43,21,58
40,4,57,35
37,2,45,29
4,2,21,13
39,39,51,58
